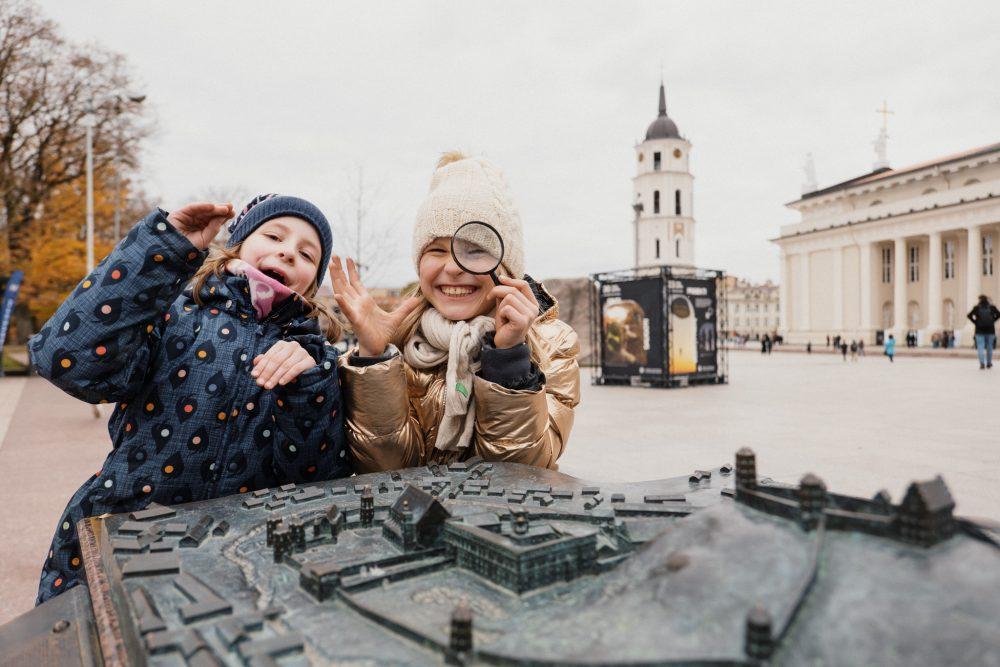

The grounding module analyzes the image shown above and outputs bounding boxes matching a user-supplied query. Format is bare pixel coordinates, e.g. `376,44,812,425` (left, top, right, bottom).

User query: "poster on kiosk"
600,277,663,380
668,277,718,378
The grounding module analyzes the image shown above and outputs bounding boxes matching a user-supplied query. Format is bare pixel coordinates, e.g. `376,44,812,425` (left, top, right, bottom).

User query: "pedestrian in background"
840,341,848,361
858,339,865,357
967,294,1000,370
850,340,858,361
884,334,896,363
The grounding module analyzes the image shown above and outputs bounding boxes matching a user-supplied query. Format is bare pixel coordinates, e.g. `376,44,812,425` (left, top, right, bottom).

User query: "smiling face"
238,216,321,294
418,237,496,321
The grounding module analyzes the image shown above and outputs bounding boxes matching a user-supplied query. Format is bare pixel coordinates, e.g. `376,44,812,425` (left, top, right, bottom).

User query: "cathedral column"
832,246,844,333
925,231,943,339
893,237,907,337
779,252,789,336
858,241,873,341
799,252,811,333
965,225,981,343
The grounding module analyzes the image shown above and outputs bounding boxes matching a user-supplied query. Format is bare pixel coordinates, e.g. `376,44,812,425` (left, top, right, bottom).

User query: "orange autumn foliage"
21,165,148,324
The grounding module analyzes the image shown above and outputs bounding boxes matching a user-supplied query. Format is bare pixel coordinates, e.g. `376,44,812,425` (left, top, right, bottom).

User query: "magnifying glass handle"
489,270,501,286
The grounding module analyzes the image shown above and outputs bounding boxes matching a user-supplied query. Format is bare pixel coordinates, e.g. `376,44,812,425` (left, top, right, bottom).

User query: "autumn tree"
0,0,152,273
19,163,152,325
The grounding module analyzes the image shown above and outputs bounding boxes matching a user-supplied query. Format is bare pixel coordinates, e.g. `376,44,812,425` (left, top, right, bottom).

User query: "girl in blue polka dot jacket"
29,195,351,604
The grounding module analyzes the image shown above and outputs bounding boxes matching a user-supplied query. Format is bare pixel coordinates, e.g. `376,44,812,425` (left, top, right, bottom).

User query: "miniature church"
632,81,695,268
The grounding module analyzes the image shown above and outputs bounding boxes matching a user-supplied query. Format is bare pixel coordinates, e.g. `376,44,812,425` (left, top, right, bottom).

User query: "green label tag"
455,382,469,398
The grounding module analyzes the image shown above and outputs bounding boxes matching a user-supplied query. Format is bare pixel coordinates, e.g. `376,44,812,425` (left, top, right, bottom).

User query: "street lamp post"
82,112,97,273
82,92,145,271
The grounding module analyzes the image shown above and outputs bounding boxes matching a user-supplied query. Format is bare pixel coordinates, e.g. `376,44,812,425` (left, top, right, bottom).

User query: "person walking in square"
967,294,1000,369
840,340,848,361
884,334,896,363
850,340,858,361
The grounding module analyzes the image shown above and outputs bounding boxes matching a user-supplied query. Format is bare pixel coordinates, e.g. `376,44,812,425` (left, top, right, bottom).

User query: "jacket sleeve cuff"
479,333,543,391
349,345,399,367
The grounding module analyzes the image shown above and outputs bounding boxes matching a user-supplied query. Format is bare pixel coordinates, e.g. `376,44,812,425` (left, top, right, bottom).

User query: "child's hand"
489,275,539,349
167,202,234,250
251,340,316,389
329,256,421,357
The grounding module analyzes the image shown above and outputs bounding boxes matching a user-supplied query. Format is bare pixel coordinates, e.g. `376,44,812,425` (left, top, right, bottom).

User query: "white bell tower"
632,81,694,268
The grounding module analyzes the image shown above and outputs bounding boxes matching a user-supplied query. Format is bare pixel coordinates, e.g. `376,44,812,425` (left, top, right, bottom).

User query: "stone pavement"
1,350,998,624
559,350,999,522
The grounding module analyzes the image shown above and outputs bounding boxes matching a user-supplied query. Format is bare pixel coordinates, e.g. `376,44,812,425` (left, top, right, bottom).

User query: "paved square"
561,350,1000,523
1,350,997,623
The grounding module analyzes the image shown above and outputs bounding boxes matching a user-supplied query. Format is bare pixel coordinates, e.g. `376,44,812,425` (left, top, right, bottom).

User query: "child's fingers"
253,343,295,385
499,275,539,307
345,258,368,295
275,357,316,387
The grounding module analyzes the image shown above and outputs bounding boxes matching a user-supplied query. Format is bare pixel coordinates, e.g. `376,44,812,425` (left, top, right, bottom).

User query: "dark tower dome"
645,82,681,140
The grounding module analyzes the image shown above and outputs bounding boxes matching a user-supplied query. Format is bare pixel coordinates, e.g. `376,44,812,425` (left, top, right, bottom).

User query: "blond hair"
189,243,342,342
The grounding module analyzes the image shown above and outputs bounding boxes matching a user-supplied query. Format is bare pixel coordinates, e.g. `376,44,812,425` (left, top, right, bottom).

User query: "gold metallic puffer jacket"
339,284,580,473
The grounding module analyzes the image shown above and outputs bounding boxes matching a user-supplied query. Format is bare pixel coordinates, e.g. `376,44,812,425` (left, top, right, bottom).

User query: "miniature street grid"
3,453,1000,666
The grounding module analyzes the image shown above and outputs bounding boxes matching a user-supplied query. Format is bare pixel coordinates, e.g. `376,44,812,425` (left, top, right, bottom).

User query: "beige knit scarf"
402,308,495,452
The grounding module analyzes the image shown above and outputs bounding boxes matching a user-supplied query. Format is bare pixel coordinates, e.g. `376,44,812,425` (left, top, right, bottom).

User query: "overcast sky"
39,1,1000,287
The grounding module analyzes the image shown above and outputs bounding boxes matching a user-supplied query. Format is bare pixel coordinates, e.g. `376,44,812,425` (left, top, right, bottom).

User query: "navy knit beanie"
226,194,333,287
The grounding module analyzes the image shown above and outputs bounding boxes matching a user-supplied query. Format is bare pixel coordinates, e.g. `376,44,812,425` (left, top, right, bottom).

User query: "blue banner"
0,270,25,374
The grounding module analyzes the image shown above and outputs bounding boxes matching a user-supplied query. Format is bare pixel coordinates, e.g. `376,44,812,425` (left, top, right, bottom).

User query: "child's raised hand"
489,275,539,349
251,340,316,389
328,255,421,357
167,202,235,250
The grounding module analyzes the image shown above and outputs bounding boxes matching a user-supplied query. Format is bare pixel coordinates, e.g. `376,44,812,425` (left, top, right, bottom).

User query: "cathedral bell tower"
632,82,695,268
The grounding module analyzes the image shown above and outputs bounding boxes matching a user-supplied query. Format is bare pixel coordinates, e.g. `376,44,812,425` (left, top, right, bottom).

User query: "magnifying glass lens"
452,222,503,274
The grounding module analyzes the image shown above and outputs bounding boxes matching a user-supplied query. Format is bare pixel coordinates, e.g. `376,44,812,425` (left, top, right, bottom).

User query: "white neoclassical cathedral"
632,82,695,268
775,141,1000,346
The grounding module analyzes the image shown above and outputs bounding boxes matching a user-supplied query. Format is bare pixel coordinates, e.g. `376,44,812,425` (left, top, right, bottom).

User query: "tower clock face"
673,149,682,158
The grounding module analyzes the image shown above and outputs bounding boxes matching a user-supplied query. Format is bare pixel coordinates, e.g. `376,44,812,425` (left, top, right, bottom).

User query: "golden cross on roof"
876,99,894,130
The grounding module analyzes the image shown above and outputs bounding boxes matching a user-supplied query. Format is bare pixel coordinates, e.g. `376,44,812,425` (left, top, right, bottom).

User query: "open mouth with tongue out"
260,268,288,286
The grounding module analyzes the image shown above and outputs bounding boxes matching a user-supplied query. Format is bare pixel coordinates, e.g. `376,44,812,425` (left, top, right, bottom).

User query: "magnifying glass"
450,221,505,286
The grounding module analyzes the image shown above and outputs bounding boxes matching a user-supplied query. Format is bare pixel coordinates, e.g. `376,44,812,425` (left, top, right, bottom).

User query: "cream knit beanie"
412,152,525,278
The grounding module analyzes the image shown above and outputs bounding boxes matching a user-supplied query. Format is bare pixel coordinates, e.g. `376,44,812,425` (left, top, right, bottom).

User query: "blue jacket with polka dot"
28,209,350,604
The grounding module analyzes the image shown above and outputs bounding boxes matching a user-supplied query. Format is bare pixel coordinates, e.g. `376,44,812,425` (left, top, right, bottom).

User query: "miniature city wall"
3,452,1000,666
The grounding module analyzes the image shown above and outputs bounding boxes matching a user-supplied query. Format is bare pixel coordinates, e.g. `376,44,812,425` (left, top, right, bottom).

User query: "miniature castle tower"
798,473,827,530
360,485,375,527
898,476,956,547
735,447,757,499
266,516,281,547
449,603,474,656
744,605,774,659
400,500,416,548
289,519,306,551
512,512,529,536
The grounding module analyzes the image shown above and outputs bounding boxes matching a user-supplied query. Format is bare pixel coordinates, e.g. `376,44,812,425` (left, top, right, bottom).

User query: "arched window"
675,237,681,258
653,190,660,214
674,190,681,215
655,238,661,259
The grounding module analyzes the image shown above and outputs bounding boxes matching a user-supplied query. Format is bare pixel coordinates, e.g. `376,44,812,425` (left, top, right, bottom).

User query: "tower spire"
658,82,667,116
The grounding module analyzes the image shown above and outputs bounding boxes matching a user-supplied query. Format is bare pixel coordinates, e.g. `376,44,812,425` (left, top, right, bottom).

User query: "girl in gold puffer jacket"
330,153,580,473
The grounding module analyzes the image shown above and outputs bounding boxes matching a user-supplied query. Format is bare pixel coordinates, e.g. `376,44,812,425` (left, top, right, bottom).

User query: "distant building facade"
723,277,780,338
774,142,1000,346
